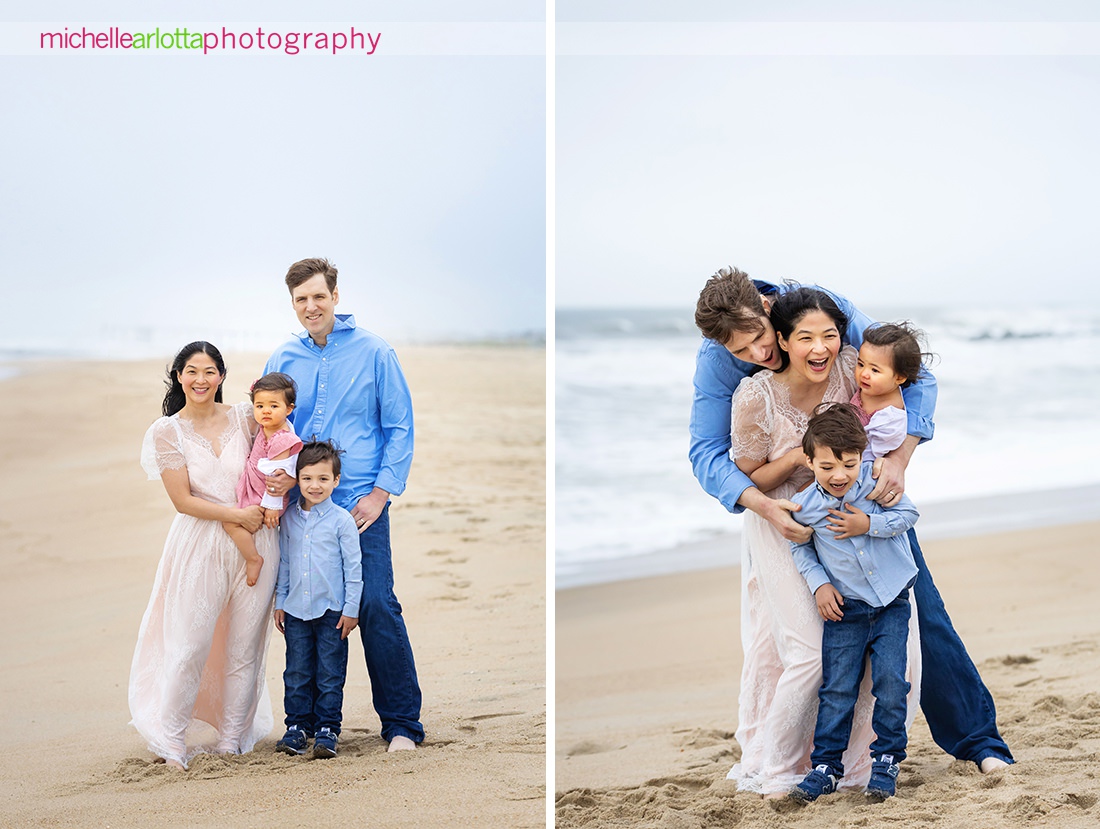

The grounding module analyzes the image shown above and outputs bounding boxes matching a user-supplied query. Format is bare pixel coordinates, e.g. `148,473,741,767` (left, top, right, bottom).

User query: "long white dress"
130,401,278,767
726,346,921,794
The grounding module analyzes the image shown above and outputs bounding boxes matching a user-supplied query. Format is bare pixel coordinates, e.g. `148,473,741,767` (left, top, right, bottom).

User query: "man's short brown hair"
285,257,338,294
694,266,767,344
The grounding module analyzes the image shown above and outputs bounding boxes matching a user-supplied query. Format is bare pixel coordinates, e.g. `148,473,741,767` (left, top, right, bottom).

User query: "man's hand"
274,608,286,634
868,435,918,506
336,614,359,640
261,507,280,529
351,487,390,534
826,503,870,539
815,583,845,621
741,487,812,543
264,469,296,500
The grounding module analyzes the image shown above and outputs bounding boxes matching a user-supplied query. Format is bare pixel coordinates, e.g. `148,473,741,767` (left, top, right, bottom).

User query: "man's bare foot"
245,555,263,587
166,759,185,770
980,756,1010,773
387,735,416,752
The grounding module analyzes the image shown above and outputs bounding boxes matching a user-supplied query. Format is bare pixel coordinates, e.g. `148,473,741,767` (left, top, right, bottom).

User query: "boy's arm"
790,536,832,598
338,514,364,618
275,522,291,611
789,514,845,622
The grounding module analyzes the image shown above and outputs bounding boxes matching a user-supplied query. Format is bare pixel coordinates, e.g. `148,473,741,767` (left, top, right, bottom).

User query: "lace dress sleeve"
232,400,259,441
140,417,186,480
731,375,773,463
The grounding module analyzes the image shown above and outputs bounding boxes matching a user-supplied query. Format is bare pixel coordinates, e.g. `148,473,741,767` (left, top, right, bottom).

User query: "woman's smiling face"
777,310,842,384
177,352,223,405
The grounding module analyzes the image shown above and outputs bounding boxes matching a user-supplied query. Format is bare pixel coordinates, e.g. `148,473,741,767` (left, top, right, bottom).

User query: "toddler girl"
224,372,303,586
852,322,929,461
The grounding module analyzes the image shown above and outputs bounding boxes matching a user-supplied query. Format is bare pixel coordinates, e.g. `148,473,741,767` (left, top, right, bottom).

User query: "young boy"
787,403,920,803
274,440,363,759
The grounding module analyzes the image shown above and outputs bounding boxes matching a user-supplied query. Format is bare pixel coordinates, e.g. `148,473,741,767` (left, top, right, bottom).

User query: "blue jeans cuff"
973,749,1014,768
386,728,423,744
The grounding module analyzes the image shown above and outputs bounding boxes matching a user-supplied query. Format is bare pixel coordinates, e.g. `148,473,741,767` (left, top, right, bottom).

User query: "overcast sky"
0,1,545,356
557,2,1100,309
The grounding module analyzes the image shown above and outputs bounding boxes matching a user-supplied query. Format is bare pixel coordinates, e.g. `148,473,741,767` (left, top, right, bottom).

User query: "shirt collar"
296,495,335,516
295,313,357,347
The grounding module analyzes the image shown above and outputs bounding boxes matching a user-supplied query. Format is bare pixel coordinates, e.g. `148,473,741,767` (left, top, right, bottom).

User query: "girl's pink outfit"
236,427,303,511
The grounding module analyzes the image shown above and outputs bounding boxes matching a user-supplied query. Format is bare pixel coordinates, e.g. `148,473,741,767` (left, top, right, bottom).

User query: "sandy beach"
556,520,1100,828
0,345,545,828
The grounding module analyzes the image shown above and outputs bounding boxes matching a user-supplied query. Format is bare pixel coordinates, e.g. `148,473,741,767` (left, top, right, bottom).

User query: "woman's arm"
736,445,807,493
161,467,263,532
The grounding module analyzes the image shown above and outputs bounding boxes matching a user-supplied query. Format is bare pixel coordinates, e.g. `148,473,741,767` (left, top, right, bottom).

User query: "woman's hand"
236,505,264,534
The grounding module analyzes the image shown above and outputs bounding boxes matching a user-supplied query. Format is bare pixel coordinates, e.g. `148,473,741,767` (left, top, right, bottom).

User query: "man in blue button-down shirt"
691,266,1012,772
788,403,918,802
265,257,423,751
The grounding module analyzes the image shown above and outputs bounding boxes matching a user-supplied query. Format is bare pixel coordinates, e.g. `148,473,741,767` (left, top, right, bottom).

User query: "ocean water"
556,304,1100,587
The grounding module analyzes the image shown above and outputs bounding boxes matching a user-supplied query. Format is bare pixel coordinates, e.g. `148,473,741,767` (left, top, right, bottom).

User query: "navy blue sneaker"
312,727,338,759
866,754,900,801
275,725,310,756
789,765,839,803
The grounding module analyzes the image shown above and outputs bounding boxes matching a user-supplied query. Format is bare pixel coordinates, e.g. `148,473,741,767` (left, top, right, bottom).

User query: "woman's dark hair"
250,372,297,407
862,321,932,389
769,286,849,371
162,341,226,416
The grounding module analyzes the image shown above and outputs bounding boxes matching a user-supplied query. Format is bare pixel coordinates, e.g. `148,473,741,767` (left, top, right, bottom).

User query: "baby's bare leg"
222,521,263,587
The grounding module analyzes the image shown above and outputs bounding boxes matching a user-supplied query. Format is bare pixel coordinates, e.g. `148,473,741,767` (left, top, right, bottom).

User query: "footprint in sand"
565,740,625,757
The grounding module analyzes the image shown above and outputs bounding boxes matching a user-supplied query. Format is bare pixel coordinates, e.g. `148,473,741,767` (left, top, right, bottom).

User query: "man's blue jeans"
283,609,349,735
811,591,911,774
358,502,424,743
910,529,1013,765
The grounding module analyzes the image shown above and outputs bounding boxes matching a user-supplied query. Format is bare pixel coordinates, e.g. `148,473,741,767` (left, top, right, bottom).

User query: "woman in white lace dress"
726,289,921,796
130,341,279,769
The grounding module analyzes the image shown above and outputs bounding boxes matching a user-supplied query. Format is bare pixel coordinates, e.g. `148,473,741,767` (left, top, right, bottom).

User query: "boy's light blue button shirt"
790,462,919,607
277,496,364,620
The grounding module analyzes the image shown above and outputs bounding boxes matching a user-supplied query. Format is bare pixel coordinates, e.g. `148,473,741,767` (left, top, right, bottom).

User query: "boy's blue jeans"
909,529,1013,765
358,503,424,744
810,591,911,775
283,609,349,735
